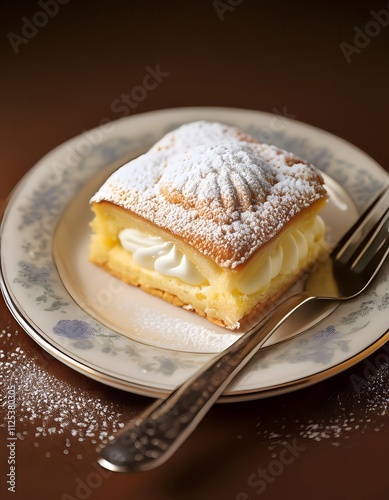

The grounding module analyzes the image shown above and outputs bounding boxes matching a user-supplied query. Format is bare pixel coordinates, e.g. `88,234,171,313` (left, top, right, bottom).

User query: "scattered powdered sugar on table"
256,357,389,449
1,327,128,460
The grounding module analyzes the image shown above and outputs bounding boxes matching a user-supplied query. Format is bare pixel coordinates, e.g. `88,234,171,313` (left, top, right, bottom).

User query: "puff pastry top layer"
91,121,326,269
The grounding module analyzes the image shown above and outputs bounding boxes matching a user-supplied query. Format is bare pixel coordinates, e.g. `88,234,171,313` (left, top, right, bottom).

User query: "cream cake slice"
89,121,328,329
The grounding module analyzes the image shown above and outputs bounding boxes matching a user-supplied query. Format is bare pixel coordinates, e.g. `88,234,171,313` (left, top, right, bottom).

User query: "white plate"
1,107,388,401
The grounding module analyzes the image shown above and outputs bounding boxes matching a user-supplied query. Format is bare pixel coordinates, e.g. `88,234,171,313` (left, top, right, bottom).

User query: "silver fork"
98,185,389,473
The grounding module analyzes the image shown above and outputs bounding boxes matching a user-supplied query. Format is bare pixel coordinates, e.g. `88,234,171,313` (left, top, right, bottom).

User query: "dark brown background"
1,1,388,499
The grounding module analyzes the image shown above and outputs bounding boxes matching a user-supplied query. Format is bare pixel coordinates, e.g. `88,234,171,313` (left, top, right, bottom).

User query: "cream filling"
236,216,325,294
118,229,206,285
118,216,325,293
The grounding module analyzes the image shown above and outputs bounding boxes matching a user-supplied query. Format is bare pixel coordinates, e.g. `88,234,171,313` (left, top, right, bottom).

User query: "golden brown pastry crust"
91,121,326,269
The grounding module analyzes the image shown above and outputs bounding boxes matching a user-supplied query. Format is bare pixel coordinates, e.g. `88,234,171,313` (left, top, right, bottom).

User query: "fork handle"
98,293,315,472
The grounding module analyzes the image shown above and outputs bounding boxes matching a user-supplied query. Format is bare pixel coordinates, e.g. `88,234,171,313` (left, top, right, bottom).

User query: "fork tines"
333,185,389,271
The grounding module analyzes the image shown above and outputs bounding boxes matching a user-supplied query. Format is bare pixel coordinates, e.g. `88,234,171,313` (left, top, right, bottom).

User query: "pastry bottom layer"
89,200,328,329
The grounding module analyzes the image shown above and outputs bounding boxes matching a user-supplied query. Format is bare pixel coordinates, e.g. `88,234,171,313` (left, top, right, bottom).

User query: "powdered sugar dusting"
91,121,326,268
158,144,275,221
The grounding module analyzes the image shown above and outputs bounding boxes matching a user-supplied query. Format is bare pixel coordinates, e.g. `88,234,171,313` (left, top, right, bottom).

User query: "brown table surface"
1,1,388,499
